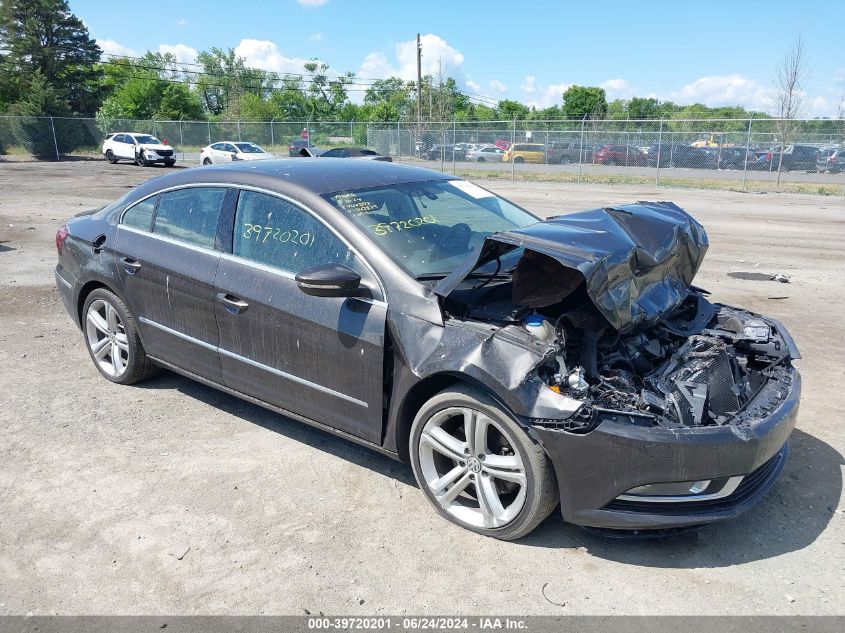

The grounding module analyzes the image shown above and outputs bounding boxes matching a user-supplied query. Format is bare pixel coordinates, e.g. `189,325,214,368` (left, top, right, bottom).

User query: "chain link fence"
1,115,843,194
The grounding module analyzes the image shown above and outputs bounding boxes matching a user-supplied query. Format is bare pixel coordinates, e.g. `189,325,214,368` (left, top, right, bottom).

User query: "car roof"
124,158,456,200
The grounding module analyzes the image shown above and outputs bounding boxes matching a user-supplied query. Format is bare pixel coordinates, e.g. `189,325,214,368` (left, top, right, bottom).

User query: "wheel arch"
76,279,122,328
391,371,520,463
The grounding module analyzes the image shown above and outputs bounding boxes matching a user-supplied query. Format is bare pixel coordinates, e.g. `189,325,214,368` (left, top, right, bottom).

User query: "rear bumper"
534,369,800,530
54,264,80,327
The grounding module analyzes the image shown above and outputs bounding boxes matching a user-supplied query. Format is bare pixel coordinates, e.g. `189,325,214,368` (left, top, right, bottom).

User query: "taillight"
56,225,68,254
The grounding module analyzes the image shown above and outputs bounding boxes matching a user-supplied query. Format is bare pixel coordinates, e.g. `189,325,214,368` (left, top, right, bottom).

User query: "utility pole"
416,34,422,124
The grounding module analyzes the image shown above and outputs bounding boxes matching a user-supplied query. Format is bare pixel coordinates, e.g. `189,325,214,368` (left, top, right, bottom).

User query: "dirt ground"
0,160,843,616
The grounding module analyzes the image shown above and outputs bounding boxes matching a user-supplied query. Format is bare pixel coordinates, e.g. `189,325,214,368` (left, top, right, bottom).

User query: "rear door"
113,185,232,382
214,189,387,443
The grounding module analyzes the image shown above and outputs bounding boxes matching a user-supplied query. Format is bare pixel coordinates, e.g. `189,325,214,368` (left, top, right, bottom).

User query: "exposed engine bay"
435,202,798,431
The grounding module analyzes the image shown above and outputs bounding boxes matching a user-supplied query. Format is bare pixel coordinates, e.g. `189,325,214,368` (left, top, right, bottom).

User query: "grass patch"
453,168,845,196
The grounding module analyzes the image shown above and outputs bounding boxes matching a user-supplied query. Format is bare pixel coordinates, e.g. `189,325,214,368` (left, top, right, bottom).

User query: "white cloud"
233,39,311,75
158,44,198,65
834,68,845,83
176,18,188,28
359,33,465,82
97,39,137,59
670,74,774,112
466,79,481,91
600,78,635,100
297,0,329,6
519,76,569,108
489,79,508,94
308,32,323,41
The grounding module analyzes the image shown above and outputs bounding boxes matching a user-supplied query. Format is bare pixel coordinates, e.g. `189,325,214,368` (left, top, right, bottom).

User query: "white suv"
103,132,176,167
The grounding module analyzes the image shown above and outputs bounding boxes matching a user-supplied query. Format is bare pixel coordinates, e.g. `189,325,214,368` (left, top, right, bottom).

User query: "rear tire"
203,158,212,166
514,156,525,164
105,149,117,164
410,385,558,540
82,288,159,385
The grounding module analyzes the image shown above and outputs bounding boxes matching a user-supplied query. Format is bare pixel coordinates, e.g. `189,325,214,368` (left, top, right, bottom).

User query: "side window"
122,196,157,232
233,190,354,274
153,187,227,248
211,143,223,150
224,143,237,153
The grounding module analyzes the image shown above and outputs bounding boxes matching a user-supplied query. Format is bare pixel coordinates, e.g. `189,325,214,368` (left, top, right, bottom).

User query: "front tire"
82,289,159,385
135,151,149,167
410,385,558,540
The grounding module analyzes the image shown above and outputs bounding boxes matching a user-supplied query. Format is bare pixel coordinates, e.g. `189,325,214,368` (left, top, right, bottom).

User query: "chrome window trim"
138,316,368,408
218,252,387,309
615,475,744,504
119,223,220,257
117,182,387,302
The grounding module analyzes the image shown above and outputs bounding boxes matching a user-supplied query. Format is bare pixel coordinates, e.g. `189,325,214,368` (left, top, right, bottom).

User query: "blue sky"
72,0,845,116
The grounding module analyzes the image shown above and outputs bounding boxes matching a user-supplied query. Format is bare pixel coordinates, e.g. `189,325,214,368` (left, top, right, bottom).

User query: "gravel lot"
0,161,843,616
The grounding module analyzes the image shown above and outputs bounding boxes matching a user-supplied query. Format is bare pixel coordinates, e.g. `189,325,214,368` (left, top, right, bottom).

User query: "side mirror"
295,264,365,298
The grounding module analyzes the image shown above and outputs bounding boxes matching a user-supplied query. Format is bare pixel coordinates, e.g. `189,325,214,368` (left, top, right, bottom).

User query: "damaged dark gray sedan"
54,160,800,540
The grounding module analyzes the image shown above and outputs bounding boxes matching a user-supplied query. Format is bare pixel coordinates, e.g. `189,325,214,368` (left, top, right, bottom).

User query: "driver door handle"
217,292,249,314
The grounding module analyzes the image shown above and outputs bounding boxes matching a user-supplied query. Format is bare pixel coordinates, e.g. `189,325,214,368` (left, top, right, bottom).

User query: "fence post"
207,120,211,144
49,116,60,161
237,120,242,142
511,119,516,182
655,118,663,185
270,118,274,149
441,127,445,172
178,119,184,161
742,116,753,192
577,114,587,183
397,120,401,158
452,120,457,175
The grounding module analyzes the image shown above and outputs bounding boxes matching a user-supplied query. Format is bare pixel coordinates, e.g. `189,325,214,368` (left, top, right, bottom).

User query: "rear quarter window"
122,196,157,232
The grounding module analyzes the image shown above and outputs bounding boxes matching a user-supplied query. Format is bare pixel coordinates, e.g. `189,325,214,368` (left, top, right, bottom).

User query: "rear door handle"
120,257,141,274
217,292,249,314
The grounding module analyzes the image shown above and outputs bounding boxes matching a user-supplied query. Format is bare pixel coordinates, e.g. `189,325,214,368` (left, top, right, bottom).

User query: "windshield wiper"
415,271,512,282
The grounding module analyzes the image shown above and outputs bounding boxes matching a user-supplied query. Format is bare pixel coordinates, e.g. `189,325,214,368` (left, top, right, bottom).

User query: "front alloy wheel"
410,386,558,540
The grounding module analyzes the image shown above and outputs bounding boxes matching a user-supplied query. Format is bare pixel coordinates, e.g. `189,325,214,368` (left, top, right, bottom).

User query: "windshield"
133,135,161,145
235,142,265,153
323,179,537,277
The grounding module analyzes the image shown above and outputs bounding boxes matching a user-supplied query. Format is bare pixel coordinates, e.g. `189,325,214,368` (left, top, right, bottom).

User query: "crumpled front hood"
434,201,709,333
139,143,173,152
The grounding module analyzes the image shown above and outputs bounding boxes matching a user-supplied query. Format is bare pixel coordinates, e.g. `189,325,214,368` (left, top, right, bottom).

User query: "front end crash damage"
421,201,801,529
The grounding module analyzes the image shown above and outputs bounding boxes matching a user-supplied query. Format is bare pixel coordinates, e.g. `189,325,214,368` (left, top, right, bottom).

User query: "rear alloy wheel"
105,149,117,164
514,156,525,164
410,386,558,540
203,157,212,166
83,289,158,385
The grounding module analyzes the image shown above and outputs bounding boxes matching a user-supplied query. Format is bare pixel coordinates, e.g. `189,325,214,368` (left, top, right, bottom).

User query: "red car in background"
593,144,647,166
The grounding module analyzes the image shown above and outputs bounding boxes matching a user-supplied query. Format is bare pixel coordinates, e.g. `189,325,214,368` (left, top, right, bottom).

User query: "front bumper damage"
532,368,800,529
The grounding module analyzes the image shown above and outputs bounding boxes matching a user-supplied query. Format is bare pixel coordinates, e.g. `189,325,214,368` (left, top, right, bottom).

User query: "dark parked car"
54,160,800,540
754,144,820,171
644,144,717,169
288,139,314,157
546,141,596,164
713,147,754,170
425,144,467,161
593,144,647,166
319,147,392,161
817,148,844,173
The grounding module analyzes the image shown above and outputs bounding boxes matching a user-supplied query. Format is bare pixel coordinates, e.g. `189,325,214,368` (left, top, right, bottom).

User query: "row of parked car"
423,141,845,172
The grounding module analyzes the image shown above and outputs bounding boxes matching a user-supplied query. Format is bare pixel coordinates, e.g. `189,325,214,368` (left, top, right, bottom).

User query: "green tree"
155,83,205,120
562,85,607,118
496,99,530,120
628,97,660,119
196,47,277,117
0,0,102,114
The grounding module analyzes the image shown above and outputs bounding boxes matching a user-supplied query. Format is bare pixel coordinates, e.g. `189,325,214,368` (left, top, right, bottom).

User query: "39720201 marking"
242,223,316,247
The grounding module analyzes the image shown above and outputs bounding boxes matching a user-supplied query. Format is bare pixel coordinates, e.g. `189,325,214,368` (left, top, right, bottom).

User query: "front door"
214,189,387,443
113,186,231,382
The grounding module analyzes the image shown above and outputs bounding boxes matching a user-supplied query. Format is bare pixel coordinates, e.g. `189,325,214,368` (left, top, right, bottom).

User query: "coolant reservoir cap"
524,314,547,326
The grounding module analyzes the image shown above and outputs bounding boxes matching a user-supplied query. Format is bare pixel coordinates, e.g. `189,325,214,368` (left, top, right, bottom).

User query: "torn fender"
434,201,709,333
